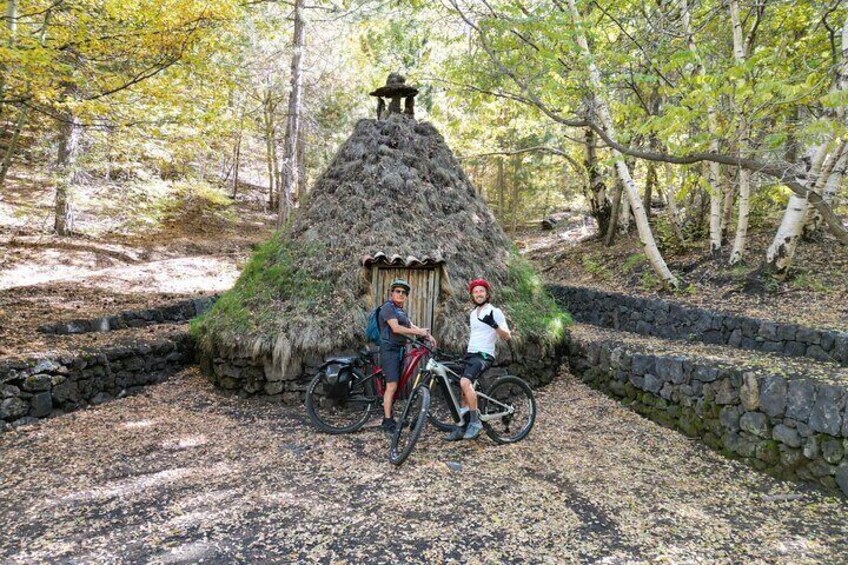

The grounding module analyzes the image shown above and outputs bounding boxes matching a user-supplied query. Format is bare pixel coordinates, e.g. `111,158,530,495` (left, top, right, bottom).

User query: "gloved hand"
478,310,499,329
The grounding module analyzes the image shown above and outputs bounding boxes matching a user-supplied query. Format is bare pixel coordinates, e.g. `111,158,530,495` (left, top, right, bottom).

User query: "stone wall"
549,285,848,366
38,296,218,335
1,331,194,432
200,338,567,403
566,333,848,496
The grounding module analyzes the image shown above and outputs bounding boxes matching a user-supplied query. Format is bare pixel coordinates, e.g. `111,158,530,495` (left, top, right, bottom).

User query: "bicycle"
304,339,432,434
389,339,537,466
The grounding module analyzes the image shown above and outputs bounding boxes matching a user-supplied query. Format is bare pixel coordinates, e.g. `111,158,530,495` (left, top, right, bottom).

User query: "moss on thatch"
192,114,571,374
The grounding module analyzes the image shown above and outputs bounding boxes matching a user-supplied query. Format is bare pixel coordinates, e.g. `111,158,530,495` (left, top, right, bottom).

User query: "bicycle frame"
419,358,516,423
361,342,431,401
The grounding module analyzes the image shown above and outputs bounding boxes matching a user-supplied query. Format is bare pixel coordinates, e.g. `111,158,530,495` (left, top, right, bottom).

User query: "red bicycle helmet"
467,278,492,294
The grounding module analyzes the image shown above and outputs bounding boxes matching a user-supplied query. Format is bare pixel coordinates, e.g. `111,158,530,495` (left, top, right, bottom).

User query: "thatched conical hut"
192,83,570,401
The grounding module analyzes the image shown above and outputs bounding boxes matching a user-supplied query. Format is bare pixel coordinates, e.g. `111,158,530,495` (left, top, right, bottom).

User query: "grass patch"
191,233,331,343
501,251,573,346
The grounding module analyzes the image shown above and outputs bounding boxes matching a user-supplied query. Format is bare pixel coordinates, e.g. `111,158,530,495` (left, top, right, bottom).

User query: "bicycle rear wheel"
389,385,430,466
305,370,375,434
479,375,536,444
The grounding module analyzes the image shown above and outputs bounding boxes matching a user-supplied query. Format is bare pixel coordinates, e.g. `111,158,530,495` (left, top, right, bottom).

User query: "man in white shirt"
446,278,511,441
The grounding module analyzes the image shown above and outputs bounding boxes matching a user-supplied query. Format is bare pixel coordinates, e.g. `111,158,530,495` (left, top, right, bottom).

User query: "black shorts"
380,345,404,383
462,352,492,381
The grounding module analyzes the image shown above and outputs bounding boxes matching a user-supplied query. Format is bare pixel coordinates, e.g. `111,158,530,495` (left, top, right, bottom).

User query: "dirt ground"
2,368,846,564
0,172,276,358
519,214,848,332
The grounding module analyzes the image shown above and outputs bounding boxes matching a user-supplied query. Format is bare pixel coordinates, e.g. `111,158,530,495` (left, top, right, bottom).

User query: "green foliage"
191,234,331,340
640,270,660,292
501,252,573,345
622,253,648,273
582,254,612,281
791,273,827,293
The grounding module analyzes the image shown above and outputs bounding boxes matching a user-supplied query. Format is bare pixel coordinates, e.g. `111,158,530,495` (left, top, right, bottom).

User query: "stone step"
549,284,848,367
565,323,848,497
1,325,195,432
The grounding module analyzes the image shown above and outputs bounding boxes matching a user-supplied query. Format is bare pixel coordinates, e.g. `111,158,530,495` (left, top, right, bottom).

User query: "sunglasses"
392,289,409,295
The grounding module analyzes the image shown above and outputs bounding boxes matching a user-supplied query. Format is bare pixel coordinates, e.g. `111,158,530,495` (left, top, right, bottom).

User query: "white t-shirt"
467,304,508,357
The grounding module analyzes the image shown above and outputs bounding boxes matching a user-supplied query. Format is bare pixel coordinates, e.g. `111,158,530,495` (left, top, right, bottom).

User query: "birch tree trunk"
682,0,722,254
803,144,848,237
728,0,751,265
278,0,305,228
767,13,848,261
765,144,833,278
566,0,678,287
803,14,848,240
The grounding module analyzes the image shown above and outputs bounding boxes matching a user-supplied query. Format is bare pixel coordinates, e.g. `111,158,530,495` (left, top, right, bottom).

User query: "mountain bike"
304,340,432,434
389,340,537,465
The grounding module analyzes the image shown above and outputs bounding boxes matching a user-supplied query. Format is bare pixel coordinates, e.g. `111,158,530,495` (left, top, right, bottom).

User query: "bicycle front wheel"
305,371,375,434
479,375,536,444
389,385,431,466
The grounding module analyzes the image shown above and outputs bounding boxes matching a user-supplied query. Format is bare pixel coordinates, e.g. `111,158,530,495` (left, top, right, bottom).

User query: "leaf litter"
2,367,847,564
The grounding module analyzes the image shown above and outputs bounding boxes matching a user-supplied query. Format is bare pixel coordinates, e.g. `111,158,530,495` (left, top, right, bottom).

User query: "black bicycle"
389,339,537,465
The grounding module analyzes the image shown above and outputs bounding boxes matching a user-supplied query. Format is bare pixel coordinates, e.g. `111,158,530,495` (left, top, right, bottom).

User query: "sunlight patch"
162,435,208,450
121,419,158,429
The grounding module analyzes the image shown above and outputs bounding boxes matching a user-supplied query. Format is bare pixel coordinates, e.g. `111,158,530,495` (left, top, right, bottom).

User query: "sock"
470,410,480,425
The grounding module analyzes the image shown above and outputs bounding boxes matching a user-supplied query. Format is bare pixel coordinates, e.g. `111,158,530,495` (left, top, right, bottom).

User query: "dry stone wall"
38,296,218,335
566,333,848,496
201,338,566,403
1,331,193,432
549,285,848,366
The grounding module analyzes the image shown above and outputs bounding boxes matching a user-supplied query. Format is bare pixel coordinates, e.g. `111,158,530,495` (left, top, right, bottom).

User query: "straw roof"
193,114,569,375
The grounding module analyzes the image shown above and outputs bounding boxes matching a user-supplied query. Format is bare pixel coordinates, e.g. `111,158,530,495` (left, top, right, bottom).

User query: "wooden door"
372,267,440,332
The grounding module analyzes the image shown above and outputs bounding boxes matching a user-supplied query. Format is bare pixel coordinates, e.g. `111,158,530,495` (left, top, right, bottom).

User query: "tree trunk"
682,0,723,254
605,176,623,246
497,156,505,221
765,144,838,278
0,0,17,119
803,14,848,240
728,0,752,265
278,0,305,228
0,104,27,186
54,108,81,236
663,163,686,244
232,133,242,199
584,126,611,235
803,143,848,238
263,89,277,210
567,0,679,287
720,169,735,241
510,156,520,233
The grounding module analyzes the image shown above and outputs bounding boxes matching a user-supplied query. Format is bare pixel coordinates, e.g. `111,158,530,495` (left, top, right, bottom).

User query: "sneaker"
445,425,465,441
463,421,483,440
381,418,397,435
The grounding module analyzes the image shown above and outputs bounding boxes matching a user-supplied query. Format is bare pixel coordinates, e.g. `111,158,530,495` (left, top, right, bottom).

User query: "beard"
473,294,488,305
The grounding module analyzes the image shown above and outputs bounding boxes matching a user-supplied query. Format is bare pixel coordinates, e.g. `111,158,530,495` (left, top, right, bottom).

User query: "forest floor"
0,171,277,358
518,211,848,332
2,367,847,564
